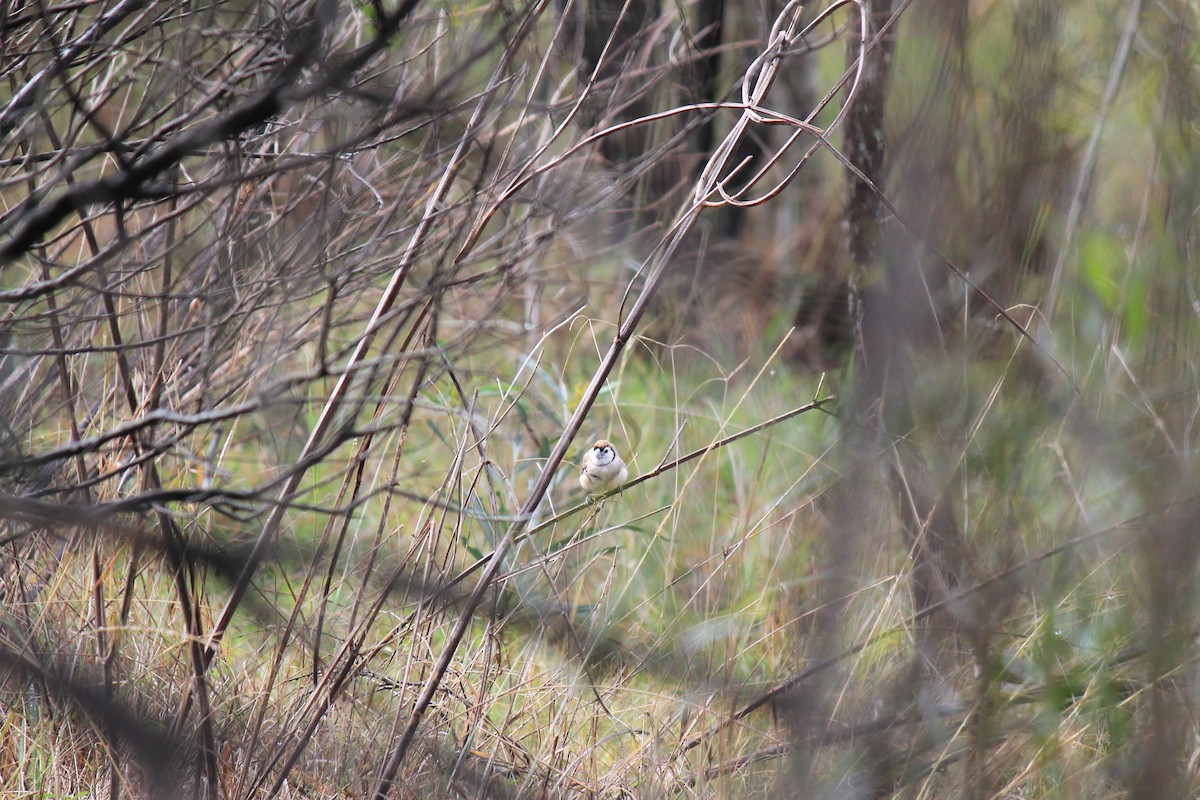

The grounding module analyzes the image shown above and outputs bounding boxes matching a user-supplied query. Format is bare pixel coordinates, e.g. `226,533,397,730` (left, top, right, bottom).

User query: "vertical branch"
1044,0,1146,317
843,0,898,287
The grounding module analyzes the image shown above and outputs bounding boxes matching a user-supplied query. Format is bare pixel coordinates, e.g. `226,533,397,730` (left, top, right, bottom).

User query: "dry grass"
1,1,1199,799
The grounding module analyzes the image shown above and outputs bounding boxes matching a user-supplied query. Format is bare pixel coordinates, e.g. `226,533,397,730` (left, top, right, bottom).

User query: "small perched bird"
579,439,628,496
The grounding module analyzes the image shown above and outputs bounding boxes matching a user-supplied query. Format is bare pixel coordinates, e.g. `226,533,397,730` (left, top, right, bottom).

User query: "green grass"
4,1,1200,797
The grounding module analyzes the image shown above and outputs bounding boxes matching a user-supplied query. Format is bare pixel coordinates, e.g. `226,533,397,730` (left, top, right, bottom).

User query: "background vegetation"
1,0,1198,797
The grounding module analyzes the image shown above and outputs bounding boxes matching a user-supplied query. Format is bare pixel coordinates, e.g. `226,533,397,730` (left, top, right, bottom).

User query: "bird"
579,439,628,496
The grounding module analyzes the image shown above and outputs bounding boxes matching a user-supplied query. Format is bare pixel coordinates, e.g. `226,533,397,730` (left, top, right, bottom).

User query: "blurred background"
1,1,1197,797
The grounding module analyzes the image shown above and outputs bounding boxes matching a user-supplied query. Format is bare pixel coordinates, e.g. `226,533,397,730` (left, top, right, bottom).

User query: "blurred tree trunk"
562,0,661,169
1129,2,1200,796
688,0,725,161
840,0,971,628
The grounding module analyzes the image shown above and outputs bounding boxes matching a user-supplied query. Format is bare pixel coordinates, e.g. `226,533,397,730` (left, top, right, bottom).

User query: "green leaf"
1079,233,1124,309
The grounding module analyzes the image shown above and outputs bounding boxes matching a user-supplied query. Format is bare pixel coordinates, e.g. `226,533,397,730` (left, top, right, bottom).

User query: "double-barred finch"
579,439,628,496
